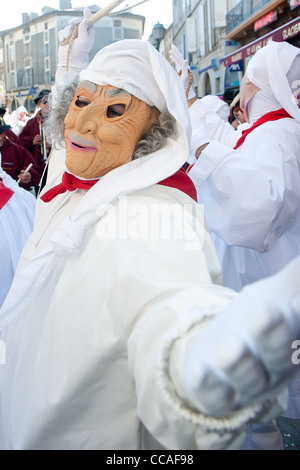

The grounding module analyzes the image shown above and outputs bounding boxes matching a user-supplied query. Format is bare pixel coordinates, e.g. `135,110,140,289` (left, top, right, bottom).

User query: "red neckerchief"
234,109,292,149
158,167,197,201
41,168,198,203
0,180,14,210
41,172,99,202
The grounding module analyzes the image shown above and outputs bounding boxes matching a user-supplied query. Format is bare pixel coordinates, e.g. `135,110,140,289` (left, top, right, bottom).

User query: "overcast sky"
0,0,173,40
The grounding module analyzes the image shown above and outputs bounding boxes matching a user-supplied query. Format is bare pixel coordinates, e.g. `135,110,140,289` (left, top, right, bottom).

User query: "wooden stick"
60,0,125,46
87,0,125,27
229,92,240,109
17,163,33,185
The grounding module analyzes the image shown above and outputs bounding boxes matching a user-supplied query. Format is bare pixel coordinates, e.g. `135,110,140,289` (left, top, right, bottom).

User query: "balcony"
226,0,287,36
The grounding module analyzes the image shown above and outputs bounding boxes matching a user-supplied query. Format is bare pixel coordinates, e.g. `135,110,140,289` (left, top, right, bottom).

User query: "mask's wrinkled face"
64,81,160,179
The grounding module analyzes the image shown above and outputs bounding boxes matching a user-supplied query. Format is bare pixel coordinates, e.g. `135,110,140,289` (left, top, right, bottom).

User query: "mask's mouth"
68,133,97,153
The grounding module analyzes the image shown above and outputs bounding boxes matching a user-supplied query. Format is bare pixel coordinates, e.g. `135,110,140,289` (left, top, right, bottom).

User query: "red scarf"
0,181,14,210
41,168,197,203
158,167,197,201
41,172,99,202
234,109,292,149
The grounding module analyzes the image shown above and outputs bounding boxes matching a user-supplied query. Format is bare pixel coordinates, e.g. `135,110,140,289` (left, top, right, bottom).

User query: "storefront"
223,15,300,94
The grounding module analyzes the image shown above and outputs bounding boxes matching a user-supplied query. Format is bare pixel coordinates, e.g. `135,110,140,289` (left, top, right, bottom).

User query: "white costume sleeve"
189,99,242,149
0,170,36,307
170,257,300,417
128,255,298,450
188,118,300,251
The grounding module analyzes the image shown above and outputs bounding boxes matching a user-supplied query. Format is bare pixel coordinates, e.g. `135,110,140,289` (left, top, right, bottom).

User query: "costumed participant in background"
230,97,249,131
18,89,52,194
170,44,244,152
0,117,42,192
10,105,28,136
0,11,300,451
0,166,36,308
199,94,230,123
173,40,300,449
0,107,19,144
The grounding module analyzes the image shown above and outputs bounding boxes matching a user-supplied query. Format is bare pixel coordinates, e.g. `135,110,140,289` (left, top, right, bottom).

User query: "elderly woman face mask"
64,80,160,179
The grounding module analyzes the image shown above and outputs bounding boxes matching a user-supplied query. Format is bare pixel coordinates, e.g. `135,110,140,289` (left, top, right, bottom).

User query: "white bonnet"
79,39,191,139
246,41,300,122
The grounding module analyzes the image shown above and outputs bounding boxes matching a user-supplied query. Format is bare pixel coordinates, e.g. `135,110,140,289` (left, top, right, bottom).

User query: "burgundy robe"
0,137,42,190
18,113,51,174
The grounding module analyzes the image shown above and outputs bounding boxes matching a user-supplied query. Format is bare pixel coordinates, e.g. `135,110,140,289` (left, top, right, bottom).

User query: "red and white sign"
290,0,300,11
224,16,300,67
254,11,277,32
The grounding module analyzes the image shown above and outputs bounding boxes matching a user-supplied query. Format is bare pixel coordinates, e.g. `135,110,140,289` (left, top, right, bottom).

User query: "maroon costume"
5,129,20,145
1,137,42,190
18,113,51,174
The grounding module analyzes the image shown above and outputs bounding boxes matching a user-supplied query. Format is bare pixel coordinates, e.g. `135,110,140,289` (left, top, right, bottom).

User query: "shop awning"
223,16,300,67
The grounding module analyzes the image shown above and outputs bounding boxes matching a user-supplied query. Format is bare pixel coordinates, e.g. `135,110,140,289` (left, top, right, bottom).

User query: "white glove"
169,44,196,100
57,7,95,70
182,256,300,418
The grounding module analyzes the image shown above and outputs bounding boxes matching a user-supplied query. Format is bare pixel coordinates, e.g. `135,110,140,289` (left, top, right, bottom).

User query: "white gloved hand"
182,256,300,417
169,44,196,100
57,7,95,70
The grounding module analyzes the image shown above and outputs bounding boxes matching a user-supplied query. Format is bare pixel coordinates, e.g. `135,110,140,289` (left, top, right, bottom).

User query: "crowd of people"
0,7,299,451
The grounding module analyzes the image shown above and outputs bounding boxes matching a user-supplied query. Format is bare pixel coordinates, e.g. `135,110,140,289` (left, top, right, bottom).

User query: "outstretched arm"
171,256,300,418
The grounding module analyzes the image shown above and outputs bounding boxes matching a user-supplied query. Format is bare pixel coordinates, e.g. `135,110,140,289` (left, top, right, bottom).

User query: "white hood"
246,41,300,123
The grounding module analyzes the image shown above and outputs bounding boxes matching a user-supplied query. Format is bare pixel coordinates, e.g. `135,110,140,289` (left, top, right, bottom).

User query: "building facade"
0,4,145,112
172,0,229,98
171,0,299,100
224,0,300,98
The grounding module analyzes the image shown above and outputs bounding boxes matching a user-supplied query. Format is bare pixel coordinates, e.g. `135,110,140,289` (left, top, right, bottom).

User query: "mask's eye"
75,96,91,108
107,104,126,118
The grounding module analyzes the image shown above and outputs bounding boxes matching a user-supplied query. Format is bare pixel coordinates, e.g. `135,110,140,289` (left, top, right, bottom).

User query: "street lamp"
151,21,165,50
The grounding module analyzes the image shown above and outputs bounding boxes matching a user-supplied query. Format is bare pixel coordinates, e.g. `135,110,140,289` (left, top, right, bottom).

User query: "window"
44,70,51,84
9,45,15,62
44,43,50,57
113,19,123,41
25,68,32,87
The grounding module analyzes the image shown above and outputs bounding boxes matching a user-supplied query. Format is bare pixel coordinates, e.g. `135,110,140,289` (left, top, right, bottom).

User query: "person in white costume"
178,41,300,292
10,106,28,136
199,95,230,123
0,14,300,450
171,41,300,449
169,44,244,154
0,168,36,308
